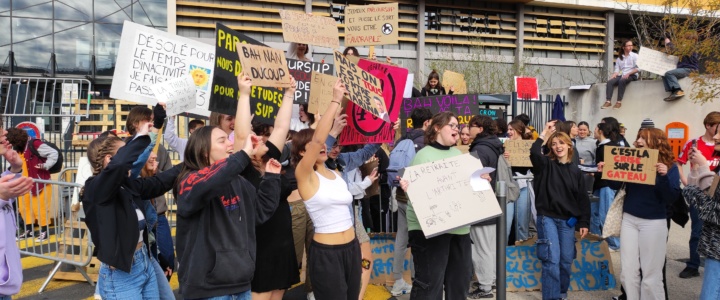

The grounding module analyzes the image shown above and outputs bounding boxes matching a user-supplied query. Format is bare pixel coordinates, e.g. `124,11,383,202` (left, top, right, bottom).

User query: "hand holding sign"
601,146,659,185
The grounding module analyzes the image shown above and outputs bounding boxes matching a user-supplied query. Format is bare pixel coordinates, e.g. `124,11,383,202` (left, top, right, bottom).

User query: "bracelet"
331,101,341,104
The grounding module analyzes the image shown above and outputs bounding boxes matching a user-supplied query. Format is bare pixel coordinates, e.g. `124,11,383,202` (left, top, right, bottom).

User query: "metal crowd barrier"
15,169,94,293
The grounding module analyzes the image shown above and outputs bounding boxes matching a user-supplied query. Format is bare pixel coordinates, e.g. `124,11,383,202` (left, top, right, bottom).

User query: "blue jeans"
151,256,174,299
0,295,11,299
662,68,692,91
98,246,159,299
701,258,720,300
591,187,620,250
190,290,251,300
536,215,577,300
687,204,703,269
507,187,531,241
155,214,175,269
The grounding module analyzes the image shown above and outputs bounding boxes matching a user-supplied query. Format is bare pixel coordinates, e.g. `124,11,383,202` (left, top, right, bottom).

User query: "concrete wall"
541,77,715,140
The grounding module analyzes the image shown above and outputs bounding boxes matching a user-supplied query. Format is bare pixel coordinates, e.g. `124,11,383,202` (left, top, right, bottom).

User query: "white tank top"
304,170,354,234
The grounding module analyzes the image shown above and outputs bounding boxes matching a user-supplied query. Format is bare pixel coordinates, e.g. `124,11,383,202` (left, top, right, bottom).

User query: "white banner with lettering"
637,47,679,77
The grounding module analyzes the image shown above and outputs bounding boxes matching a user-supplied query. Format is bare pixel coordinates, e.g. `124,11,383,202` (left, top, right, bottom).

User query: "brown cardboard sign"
333,50,386,121
602,146,659,185
442,70,467,95
279,10,340,49
345,3,399,46
504,140,534,167
235,43,292,88
308,72,338,114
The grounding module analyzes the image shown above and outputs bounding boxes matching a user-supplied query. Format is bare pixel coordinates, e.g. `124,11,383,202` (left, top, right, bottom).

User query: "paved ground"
18,221,704,300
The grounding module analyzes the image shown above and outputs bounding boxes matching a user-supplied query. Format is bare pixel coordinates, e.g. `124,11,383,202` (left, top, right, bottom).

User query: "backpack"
387,138,417,187
496,154,520,202
28,139,63,174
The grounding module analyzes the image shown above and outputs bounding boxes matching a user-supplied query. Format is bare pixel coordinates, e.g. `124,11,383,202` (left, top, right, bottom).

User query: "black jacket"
420,87,453,97
593,140,621,191
175,150,281,299
530,138,591,229
470,134,504,225
82,135,181,273
404,128,426,151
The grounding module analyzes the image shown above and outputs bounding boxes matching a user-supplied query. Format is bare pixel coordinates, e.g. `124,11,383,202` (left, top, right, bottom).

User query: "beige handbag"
602,185,626,239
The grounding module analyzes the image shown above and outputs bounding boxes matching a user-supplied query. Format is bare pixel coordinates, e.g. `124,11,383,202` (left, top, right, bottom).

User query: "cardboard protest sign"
338,56,408,146
308,72,337,114
602,146,659,185
345,3,399,46
401,153,502,238
368,233,413,285
400,94,480,133
279,10,340,49
507,233,616,292
150,77,197,116
236,43,292,88
442,70,467,95
287,59,333,104
111,21,214,116
515,76,539,100
637,47,679,76
333,51,384,119
504,140,534,167
210,23,283,124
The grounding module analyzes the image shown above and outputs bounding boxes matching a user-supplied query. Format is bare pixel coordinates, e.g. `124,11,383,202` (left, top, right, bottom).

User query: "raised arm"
255,159,282,224
234,74,253,152
296,79,346,199
163,116,187,154
268,76,296,150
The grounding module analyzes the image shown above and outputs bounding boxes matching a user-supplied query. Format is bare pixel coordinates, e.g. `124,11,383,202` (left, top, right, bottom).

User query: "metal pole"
495,181,507,300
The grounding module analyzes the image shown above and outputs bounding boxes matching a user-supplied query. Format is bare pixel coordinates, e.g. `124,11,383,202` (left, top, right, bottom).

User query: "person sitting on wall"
662,33,700,102
602,40,640,110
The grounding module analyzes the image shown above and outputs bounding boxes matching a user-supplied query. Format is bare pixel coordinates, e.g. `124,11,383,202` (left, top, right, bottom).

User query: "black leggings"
308,238,362,300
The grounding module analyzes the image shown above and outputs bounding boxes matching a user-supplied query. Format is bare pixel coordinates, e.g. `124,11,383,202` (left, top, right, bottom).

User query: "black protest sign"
400,94,480,133
286,59,333,104
210,23,284,124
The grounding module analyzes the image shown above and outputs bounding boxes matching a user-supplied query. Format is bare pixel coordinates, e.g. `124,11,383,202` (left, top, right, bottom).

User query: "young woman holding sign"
504,119,534,241
599,128,680,300
530,121,590,300
291,79,362,300
397,111,476,299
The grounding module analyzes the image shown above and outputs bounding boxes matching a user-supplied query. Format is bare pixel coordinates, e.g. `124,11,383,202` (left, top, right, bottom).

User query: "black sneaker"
467,281,480,294
679,266,699,278
16,230,33,241
467,288,493,299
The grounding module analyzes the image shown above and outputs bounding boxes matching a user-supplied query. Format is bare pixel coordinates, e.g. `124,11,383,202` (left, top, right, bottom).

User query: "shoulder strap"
28,139,42,158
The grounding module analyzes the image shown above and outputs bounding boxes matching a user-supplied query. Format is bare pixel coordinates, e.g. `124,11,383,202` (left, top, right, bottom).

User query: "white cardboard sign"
111,20,214,116
151,77,198,116
401,153,502,238
637,47,679,76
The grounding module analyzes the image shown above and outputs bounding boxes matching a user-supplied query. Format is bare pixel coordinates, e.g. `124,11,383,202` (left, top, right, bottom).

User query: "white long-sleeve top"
346,168,372,200
163,116,188,161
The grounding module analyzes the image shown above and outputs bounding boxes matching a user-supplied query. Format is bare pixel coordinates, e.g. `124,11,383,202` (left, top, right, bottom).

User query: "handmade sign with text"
333,51,384,119
338,56,408,145
637,47,678,77
515,76,539,100
400,94,480,133
308,72,338,114
236,43,292,88
602,146,659,185
442,70,467,95
507,234,616,292
210,23,283,124
111,21,214,116
344,3,399,46
504,140,534,167
401,153,502,238
150,77,197,116
287,59,333,104
368,233,413,285
279,10,340,49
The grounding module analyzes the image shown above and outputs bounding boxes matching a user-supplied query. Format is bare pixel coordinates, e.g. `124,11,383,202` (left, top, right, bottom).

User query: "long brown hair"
636,128,675,167
174,126,216,198
425,111,455,145
423,70,445,91
508,119,532,140
126,106,152,135
290,128,315,168
547,132,574,162
619,40,634,61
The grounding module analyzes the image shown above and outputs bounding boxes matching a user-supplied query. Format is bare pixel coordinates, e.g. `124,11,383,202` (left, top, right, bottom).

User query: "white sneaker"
390,278,412,296
307,292,315,300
